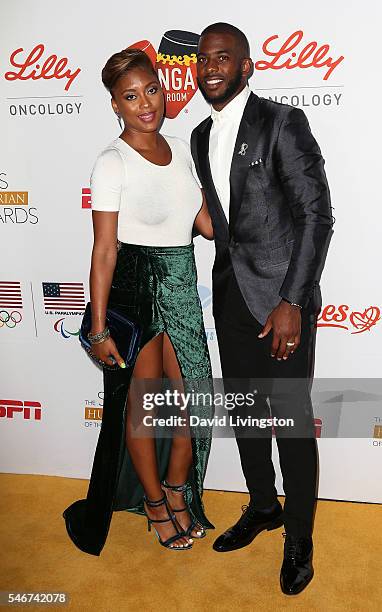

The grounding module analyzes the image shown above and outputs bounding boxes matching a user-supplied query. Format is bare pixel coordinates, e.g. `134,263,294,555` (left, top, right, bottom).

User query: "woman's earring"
115,112,123,129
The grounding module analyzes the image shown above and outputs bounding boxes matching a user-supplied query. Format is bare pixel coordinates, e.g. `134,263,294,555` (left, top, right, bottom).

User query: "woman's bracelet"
87,327,110,344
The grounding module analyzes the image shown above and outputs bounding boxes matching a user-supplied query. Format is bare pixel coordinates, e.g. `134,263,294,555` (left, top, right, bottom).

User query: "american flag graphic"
42,282,85,311
0,281,23,309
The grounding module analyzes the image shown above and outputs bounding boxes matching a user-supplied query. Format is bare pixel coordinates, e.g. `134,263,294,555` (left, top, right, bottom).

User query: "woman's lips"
138,111,156,123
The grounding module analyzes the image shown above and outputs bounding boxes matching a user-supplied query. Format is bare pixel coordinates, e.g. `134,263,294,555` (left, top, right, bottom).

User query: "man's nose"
206,60,219,73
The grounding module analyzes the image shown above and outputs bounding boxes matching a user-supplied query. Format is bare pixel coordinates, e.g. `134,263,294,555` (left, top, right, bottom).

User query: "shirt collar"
211,85,251,124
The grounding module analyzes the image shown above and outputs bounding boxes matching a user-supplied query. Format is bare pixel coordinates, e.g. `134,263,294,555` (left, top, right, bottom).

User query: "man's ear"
242,58,254,80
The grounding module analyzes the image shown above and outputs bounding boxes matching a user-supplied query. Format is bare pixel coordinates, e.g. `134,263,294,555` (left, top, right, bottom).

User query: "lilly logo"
54,317,80,339
4,44,81,91
255,30,344,81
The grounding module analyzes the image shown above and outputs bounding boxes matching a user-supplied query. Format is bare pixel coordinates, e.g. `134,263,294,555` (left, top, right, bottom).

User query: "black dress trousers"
214,271,318,537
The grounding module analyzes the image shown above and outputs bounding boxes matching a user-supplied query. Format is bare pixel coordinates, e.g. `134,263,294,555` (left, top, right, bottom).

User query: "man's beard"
197,68,244,105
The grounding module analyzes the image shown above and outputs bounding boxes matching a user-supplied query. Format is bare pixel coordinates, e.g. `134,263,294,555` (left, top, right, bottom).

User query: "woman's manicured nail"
120,362,126,368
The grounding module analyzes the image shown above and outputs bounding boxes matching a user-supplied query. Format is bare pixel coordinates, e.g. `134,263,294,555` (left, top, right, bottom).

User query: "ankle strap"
161,480,188,493
143,494,168,508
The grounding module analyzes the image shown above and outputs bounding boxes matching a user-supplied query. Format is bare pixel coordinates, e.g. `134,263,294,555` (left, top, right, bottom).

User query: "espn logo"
0,400,42,419
81,188,91,209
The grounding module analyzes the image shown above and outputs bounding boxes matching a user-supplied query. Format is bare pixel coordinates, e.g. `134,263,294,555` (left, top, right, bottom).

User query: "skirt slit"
63,242,214,556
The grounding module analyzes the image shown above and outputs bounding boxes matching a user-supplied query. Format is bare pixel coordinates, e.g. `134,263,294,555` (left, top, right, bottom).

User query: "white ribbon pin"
238,142,248,156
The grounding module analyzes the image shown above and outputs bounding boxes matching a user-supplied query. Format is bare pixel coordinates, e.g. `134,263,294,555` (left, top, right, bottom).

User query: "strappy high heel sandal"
161,480,206,539
143,494,193,550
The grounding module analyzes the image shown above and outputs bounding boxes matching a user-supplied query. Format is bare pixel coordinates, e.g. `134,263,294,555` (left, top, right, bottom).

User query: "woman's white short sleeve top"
90,134,202,246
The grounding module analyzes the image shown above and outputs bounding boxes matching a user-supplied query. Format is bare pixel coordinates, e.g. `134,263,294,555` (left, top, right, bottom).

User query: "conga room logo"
130,31,199,118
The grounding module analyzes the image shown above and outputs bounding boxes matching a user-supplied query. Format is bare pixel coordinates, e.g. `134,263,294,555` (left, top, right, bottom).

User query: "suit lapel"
229,93,264,232
196,119,229,236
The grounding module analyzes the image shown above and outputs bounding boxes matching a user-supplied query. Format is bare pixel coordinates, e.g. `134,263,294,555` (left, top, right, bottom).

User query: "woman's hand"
90,335,126,368
193,190,214,240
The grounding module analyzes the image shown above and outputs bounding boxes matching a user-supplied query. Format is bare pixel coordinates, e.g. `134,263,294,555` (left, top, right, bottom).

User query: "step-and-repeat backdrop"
1,0,381,503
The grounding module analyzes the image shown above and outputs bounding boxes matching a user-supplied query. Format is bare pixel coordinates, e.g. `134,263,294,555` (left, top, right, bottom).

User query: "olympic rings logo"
0,310,22,328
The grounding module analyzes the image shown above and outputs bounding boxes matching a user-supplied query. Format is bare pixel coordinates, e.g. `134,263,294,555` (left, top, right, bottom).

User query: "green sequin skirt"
63,241,215,555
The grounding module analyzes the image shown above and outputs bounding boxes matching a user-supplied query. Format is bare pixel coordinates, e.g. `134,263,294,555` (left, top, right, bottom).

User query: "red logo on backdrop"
0,400,42,420
130,31,199,118
317,305,381,334
314,418,322,438
255,30,344,80
271,418,322,438
4,44,81,91
129,29,343,118
82,187,91,209
4,31,344,99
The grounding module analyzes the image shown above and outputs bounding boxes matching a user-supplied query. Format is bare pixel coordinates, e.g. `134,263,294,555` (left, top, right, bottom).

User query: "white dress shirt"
209,85,251,221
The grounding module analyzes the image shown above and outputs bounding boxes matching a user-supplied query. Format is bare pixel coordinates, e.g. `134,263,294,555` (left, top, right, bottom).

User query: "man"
191,23,334,595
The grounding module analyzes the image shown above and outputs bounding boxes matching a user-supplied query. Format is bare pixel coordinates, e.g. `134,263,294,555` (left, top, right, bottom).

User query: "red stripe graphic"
0,281,22,308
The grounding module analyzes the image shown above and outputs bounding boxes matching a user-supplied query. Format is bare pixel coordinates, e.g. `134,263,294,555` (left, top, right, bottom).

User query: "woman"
62,48,215,555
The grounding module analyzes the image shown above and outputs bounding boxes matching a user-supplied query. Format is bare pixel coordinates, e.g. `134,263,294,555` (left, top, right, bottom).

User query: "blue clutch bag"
79,301,141,371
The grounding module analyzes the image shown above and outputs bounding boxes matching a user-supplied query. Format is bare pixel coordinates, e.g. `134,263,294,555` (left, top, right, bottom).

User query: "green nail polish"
120,362,126,368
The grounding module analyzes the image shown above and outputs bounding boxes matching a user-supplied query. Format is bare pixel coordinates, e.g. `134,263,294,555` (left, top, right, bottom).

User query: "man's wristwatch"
282,298,303,309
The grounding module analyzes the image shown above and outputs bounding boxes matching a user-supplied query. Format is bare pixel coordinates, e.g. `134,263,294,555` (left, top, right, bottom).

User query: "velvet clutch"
79,301,141,371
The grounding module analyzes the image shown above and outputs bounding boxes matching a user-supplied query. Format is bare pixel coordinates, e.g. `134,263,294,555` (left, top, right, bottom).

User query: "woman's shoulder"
92,139,126,168
91,139,127,183
164,134,192,164
95,138,126,161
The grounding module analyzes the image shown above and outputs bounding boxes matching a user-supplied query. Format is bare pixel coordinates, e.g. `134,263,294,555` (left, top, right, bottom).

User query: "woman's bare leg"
162,332,205,538
125,332,191,547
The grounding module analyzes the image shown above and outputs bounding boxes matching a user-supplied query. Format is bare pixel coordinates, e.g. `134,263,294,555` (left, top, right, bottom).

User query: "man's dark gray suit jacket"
190,91,334,326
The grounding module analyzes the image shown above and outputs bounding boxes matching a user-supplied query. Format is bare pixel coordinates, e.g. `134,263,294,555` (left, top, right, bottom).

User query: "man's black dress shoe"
280,532,314,595
213,500,283,552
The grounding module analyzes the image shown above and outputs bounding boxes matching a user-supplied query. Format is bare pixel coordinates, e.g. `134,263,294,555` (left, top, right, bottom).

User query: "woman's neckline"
117,134,173,168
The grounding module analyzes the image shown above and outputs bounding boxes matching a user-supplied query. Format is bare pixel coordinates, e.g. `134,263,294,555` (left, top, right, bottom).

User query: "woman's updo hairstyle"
102,48,158,96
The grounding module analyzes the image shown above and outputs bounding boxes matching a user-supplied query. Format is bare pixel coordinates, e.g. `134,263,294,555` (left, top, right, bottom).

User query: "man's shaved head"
200,22,250,58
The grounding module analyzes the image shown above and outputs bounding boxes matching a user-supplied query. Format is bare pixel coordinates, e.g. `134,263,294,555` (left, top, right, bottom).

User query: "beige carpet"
0,474,381,611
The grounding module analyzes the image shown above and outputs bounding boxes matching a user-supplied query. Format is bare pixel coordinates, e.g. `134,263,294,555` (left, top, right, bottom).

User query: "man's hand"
258,300,302,360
